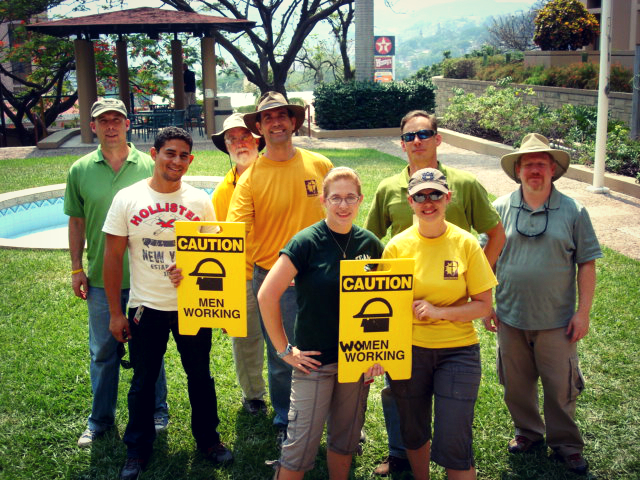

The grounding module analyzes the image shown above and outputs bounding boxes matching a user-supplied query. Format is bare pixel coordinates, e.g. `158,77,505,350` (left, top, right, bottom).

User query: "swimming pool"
0,178,220,249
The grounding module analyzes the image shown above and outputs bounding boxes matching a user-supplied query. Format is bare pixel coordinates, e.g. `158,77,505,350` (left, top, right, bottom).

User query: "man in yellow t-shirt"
211,113,267,416
228,92,333,439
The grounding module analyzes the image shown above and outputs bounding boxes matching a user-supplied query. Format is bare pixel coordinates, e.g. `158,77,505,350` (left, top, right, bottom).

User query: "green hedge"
313,80,436,130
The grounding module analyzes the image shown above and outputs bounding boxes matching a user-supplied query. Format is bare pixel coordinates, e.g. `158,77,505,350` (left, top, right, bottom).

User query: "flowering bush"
534,0,599,51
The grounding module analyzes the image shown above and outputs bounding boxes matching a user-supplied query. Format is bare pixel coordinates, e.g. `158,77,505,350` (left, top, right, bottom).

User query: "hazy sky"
52,0,540,20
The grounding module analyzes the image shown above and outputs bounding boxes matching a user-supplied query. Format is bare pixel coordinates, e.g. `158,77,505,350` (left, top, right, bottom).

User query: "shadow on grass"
503,446,596,480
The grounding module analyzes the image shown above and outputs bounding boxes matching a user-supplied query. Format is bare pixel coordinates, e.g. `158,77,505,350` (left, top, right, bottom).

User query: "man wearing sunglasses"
366,110,506,476
483,133,601,475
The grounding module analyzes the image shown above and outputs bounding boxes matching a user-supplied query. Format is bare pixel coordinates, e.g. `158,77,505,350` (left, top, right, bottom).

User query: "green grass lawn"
0,149,638,479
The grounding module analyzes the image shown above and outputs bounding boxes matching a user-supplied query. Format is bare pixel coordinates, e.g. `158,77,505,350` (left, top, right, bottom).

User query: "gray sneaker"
154,417,169,433
77,428,100,448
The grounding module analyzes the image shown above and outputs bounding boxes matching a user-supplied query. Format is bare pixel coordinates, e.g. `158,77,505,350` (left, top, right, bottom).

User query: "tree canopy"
162,0,355,96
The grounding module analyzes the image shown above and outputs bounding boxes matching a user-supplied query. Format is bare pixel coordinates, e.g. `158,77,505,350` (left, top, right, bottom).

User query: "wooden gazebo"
27,7,255,143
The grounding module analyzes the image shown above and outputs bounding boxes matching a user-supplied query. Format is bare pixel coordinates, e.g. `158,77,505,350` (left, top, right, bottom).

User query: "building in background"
581,0,639,51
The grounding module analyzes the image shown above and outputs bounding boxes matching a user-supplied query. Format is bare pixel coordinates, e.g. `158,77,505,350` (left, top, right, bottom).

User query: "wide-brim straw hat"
211,113,265,155
243,91,306,135
500,133,570,183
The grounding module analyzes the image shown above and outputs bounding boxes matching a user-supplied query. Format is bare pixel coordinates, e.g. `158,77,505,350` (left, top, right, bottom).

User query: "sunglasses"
400,129,437,142
411,191,445,203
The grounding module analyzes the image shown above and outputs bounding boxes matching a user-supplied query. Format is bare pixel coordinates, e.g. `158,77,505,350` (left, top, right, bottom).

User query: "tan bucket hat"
211,113,265,155
243,91,306,135
500,133,570,183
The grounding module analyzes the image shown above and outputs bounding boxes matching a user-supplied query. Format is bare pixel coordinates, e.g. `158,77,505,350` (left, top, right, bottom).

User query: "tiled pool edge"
0,176,223,250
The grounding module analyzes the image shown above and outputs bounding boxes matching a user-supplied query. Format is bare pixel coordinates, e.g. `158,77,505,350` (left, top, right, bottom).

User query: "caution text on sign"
338,259,414,383
176,221,247,337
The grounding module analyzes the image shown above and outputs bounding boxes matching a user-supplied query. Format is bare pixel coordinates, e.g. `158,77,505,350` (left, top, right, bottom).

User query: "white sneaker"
77,428,98,448
154,417,169,433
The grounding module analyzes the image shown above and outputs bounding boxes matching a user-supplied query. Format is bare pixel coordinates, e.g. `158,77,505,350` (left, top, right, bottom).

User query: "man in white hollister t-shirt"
102,127,232,480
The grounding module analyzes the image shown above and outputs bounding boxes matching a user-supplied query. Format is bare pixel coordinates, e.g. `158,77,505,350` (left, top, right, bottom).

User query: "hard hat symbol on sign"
189,258,226,291
353,297,392,333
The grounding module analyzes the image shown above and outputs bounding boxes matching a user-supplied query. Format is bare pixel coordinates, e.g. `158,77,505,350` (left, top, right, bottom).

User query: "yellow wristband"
71,268,84,275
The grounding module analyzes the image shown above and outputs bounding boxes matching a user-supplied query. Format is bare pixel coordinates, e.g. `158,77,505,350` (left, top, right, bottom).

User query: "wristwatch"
277,343,293,359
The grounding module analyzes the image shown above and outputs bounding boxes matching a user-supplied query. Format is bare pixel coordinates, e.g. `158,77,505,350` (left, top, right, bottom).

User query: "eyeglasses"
225,133,253,145
327,195,360,205
400,129,436,142
515,198,549,238
411,191,445,203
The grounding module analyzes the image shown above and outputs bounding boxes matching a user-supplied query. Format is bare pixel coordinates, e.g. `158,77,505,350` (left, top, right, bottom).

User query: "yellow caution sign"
175,221,246,336
338,259,414,383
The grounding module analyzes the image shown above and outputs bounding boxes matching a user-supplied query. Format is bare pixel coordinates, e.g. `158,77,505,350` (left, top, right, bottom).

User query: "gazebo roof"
26,7,255,37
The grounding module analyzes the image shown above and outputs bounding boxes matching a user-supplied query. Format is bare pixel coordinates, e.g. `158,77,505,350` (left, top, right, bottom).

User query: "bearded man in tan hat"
211,113,268,415
227,92,333,442
484,133,602,475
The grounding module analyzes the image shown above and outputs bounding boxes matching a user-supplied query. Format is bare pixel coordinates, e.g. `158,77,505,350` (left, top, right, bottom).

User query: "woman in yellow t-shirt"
382,168,497,480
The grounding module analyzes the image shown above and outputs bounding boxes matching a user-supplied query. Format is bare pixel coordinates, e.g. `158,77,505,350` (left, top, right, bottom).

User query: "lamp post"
588,0,611,194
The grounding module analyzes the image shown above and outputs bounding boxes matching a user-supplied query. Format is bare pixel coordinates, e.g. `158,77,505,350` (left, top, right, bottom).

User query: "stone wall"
524,50,635,69
432,76,632,124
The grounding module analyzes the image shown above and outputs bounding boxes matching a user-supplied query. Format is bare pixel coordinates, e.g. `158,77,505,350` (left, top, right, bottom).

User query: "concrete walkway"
1,133,639,260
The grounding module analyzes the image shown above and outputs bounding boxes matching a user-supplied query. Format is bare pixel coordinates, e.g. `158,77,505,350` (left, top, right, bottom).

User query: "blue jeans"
123,306,220,459
86,287,168,432
381,374,407,459
253,264,298,428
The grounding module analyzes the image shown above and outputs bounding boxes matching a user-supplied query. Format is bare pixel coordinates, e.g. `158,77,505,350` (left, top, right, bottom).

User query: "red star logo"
375,37,393,55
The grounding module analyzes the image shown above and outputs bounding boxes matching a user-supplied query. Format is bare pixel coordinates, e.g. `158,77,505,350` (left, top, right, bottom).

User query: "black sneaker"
120,457,147,480
242,398,267,415
203,442,233,464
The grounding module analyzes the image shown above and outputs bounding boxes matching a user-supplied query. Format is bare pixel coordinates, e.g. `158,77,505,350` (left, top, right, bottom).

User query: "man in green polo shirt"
64,98,169,448
365,110,506,476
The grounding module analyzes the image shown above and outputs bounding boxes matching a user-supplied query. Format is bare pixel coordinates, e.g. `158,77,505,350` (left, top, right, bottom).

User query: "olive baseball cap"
91,98,128,119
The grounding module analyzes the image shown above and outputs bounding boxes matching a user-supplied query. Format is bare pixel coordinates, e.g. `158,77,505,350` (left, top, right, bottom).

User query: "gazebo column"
171,38,185,110
74,37,98,144
201,34,217,136
116,37,132,113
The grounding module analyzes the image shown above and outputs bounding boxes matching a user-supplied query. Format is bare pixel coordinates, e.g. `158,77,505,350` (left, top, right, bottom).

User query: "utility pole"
588,0,611,194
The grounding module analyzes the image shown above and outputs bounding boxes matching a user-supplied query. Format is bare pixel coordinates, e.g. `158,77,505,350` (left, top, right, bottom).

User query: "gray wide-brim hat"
501,133,570,183
243,91,306,135
211,113,265,155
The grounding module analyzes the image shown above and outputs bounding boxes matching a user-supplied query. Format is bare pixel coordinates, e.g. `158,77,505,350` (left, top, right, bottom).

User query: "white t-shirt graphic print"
103,179,215,311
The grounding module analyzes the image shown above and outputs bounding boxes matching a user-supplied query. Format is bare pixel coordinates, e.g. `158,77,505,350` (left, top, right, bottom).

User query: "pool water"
0,197,67,239
0,187,215,249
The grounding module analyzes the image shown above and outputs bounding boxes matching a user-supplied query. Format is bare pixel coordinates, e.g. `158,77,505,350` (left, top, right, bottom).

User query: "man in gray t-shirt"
484,133,602,476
